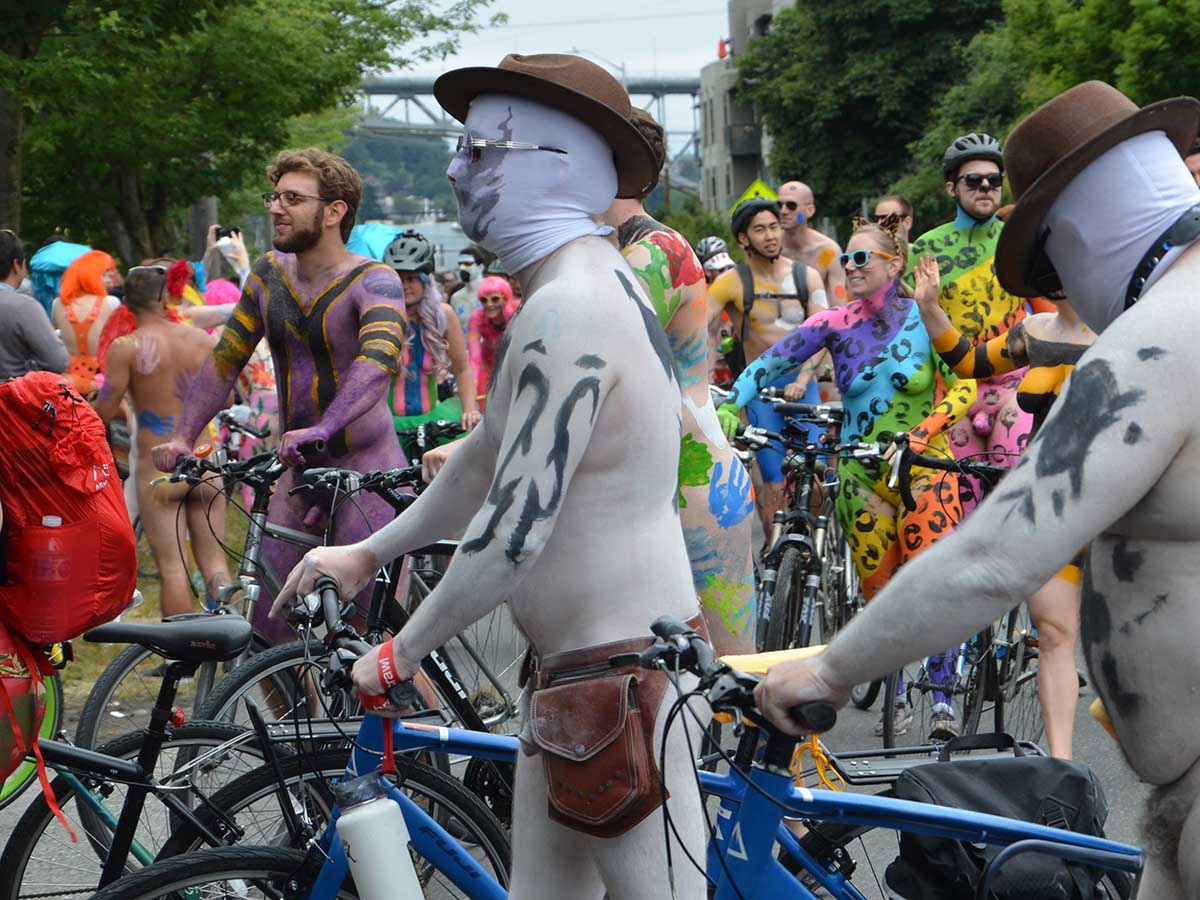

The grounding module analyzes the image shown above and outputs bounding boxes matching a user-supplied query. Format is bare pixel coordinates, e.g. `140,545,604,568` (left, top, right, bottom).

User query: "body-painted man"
756,83,1200,897
719,218,976,739
707,198,828,530
93,266,232,617
907,134,1046,481
152,148,408,642
778,180,849,305
602,107,756,654
273,56,706,900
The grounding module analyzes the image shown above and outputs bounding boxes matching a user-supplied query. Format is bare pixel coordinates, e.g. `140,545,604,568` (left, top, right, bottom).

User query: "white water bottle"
334,774,424,899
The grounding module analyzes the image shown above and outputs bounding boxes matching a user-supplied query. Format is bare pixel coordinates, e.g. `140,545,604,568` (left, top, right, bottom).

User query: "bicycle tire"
764,547,805,651
0,674,62,811
959,626,994,739
995,606,1045,748
850,680,881,711
83,846,352,900
74,634,271,752
157,748,511,894
882,664,937,750
0,721,286,900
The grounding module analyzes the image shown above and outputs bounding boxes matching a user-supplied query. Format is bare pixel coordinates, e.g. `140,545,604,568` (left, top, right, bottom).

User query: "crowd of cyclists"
4,50,1200,897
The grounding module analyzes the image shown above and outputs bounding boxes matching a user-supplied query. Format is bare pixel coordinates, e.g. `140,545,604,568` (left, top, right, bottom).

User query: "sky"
395,0,732,153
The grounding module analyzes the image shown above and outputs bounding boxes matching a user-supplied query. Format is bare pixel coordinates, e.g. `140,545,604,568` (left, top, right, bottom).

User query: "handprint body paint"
726,278,976,598
619,214,756,652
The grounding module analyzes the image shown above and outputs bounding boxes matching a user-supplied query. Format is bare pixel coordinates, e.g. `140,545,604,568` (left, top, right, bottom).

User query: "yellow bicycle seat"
719,645,826,675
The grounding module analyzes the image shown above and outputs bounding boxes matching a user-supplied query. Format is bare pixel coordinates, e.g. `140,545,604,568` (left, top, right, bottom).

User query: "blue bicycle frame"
297,713,1143,900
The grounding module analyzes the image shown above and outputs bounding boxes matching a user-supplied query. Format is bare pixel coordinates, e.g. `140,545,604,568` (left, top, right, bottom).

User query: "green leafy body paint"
677,433,713,508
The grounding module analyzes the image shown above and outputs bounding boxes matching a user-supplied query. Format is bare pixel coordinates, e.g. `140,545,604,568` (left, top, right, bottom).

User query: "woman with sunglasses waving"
718,215,978,739
466,275,519,408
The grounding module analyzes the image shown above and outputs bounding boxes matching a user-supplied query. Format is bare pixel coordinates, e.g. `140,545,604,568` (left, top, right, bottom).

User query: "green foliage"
887,0,1200,232
341,129,457,221
10,0,492,261
652,197,745,263
736,0,1004,222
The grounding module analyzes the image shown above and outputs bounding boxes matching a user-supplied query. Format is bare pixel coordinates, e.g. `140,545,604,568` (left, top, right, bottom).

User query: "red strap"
381,721,397,777
7,640,75,842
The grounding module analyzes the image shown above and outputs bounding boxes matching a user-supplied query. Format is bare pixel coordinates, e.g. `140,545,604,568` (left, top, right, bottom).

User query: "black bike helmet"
942,133,1003,181
695,236,728,263
383,231,435,274
731,198,780,238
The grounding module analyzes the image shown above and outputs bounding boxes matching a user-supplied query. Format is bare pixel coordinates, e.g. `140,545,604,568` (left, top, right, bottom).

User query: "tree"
652,198,744,264
10,0,492,261
736,0,1004,222
890,0,1200,232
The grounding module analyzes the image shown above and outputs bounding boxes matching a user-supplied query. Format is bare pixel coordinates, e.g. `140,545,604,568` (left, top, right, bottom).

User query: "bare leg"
184,478,232,598
1028,576,1080,759
1141,758,1200,900
757,479,785,539
137,473,194,617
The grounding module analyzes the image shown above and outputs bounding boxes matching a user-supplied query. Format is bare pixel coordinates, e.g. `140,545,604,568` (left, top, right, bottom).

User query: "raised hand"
913,254,942,310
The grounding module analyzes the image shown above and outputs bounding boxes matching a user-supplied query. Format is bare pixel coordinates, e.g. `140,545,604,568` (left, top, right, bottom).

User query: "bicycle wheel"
995,606,1045,748
406,560,524,734
0,673,62,811
84,846,354,900
0,722,285,900
882,661,937,749
158,748,511,895
74,634,271,751
764,547,807,651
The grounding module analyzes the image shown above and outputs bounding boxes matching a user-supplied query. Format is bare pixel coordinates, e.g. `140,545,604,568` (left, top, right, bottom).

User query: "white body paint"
352,86,704,897
810,244,1200,897
684,392,728,450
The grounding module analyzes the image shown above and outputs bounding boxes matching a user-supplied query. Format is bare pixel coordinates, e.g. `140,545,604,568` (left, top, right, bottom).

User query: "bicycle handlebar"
642,615,837,736
890,433,1009,512
215,406,271,440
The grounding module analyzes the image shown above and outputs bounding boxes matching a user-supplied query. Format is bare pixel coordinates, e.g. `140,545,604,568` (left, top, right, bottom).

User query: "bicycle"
0,649,64,812
888,434,1045,750
74,443,329,752
0,614,288,899
84,598,1141,900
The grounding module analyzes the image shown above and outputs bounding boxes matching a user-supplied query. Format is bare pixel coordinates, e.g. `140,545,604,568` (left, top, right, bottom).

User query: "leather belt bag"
525,613,706,838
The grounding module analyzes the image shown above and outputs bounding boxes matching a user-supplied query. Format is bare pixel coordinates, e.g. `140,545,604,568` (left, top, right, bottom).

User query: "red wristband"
377,639,400,689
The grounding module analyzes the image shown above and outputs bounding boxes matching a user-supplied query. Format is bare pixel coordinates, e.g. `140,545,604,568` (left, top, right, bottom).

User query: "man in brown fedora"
274,54,707,898
754,80,1200,895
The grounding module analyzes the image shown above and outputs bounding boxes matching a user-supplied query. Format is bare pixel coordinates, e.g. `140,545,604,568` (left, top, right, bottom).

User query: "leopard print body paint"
729,280,975,594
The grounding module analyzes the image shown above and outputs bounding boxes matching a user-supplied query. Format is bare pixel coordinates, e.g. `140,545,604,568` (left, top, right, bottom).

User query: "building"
699,0,789,214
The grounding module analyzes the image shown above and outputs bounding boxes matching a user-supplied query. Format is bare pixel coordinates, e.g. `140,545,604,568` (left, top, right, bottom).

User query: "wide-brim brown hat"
434,53,659,199
997,81,1200,296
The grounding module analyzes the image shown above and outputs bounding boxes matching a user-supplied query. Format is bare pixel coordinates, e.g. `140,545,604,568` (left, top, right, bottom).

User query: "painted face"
950,159,1002,221
777,181,812,230
446,94,618,274
270,171,326,254
843,233,899,300
398,272,424,306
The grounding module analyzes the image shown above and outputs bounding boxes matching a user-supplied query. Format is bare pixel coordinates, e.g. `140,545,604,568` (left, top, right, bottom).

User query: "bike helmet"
695,236,728,263
731,198,780,238
383,231,435,274
943,133,1003,181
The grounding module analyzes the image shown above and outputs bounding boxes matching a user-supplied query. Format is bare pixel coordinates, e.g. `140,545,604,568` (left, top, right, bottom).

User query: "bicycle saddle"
85,612,253,662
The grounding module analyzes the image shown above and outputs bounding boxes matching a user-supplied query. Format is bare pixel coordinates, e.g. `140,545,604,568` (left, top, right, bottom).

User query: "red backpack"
0,372,136,643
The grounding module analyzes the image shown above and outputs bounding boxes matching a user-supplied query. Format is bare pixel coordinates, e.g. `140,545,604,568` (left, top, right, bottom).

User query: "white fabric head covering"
446,94,617,275
1043,131,1200,332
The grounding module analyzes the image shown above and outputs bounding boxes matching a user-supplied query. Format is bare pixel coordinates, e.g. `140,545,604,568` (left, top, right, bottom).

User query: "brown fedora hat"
997,81,1200,296
434,53,659,199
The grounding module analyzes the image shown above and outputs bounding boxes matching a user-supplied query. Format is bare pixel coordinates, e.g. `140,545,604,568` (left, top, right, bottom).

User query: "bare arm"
442,303,478,424
92,338,132,424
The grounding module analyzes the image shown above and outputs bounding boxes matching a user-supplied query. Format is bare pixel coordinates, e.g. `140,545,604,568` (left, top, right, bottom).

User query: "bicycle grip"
898,448,917,513
300,439,327,459
788,702,837,734
650,615,692,640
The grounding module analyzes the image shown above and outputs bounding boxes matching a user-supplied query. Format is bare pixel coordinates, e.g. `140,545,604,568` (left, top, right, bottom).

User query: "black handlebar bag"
883,734,1110,900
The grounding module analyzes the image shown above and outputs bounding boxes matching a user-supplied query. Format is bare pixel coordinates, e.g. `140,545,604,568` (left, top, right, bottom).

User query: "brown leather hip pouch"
524,613,706,838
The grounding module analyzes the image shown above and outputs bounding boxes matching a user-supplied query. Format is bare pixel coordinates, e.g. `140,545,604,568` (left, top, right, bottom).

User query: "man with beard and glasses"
707,197,827,530
151,148,408,642
778,180,848,304
271,54,707,900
